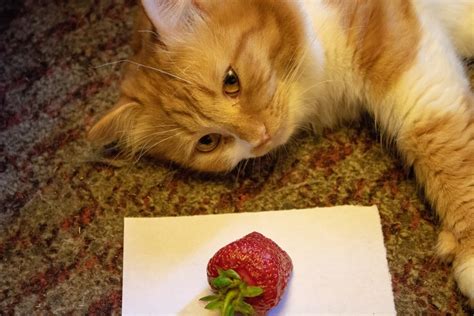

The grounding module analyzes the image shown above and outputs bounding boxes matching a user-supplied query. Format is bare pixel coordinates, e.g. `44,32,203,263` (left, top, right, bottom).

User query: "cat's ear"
141,0,204,39
88,97,140,146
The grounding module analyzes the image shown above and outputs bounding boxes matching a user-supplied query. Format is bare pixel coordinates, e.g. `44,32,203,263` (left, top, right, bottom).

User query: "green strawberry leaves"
200,268,264,316
211,276,233,289
241,286,264,298
204,300,223,310
200,295,219,302
234,301,254,314
220,269,241,280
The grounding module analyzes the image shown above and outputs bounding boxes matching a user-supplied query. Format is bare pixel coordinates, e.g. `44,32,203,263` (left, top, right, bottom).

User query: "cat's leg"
396,94,474,306
368,34,474,305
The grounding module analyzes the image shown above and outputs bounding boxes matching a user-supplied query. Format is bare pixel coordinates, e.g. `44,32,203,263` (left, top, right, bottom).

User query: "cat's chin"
251,143,273,158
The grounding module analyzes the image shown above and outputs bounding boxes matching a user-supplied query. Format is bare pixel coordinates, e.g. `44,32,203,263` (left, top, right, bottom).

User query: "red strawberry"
200,232,293,315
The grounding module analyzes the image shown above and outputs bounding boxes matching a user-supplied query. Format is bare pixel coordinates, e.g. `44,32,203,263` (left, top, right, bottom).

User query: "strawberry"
200,232,293,316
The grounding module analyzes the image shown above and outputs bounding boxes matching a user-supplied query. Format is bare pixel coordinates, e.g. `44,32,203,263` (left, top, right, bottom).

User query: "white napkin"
123,206,395,315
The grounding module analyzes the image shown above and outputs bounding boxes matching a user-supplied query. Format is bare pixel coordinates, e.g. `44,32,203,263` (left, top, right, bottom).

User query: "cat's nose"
255,124,271,147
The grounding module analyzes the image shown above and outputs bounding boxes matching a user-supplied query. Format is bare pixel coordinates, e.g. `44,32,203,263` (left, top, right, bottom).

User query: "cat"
88,0,474,306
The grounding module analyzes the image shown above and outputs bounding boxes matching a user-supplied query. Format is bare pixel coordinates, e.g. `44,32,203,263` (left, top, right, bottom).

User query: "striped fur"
88,0,474,304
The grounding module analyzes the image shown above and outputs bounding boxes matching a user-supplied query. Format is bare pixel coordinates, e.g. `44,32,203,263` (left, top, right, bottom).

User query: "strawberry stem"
223,290,238,315
200,269,264,316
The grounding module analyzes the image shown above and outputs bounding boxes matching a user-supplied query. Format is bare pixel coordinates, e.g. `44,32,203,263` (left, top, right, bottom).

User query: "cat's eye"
196,133,221,152
223,68,240,97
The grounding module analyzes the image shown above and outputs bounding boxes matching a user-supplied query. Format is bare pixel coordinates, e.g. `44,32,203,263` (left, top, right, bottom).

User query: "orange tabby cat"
89,0,474,305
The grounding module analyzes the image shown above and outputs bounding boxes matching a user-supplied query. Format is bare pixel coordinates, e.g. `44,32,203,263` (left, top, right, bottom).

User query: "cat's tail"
419,0,474,58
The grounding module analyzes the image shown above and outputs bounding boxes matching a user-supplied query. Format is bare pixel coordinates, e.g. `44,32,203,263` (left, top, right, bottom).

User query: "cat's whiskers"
242,159,250,174
139,131,186,162
134,135,170,159
117,125,184,164
133,129,184,163
133,125,180,134
113,126,178,150
281,54,301,84
296,79,339,98
257,157,262,177
235,161,243,184
283,41,313,84
141,128,183,137
94,59,195,85
138,29,160,39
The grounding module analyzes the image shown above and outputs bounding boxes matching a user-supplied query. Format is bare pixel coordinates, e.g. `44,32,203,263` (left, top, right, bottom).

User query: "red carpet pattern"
0,1,472,314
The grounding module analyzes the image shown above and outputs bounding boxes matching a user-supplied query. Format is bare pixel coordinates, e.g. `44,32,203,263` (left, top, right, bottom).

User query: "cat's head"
89,0,310,172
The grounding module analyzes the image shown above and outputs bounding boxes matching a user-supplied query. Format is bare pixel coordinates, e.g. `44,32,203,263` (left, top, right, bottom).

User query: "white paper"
123,206,395,315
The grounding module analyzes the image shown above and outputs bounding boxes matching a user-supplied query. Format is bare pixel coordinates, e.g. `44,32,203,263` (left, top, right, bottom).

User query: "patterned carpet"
1,1,473,314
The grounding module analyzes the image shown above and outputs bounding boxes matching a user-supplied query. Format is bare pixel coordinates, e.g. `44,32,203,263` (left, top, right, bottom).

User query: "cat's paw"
436,230,458,263
454,256,474,307
437,230,474,307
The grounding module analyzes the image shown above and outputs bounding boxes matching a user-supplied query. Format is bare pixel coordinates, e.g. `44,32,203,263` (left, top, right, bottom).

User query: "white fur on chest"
293,0,368,128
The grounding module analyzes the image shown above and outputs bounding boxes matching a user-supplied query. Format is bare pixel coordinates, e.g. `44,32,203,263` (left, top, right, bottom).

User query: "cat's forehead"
173,2,294,51
166,24,284,99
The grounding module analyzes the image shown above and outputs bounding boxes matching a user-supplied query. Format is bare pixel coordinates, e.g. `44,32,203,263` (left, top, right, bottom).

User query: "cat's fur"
89,0,474,305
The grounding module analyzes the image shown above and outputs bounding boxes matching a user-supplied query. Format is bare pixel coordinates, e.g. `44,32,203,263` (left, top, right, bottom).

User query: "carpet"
1,0,473,314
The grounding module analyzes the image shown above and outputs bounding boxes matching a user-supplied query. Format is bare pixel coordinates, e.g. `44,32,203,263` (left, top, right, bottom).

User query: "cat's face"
89,0,308,172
